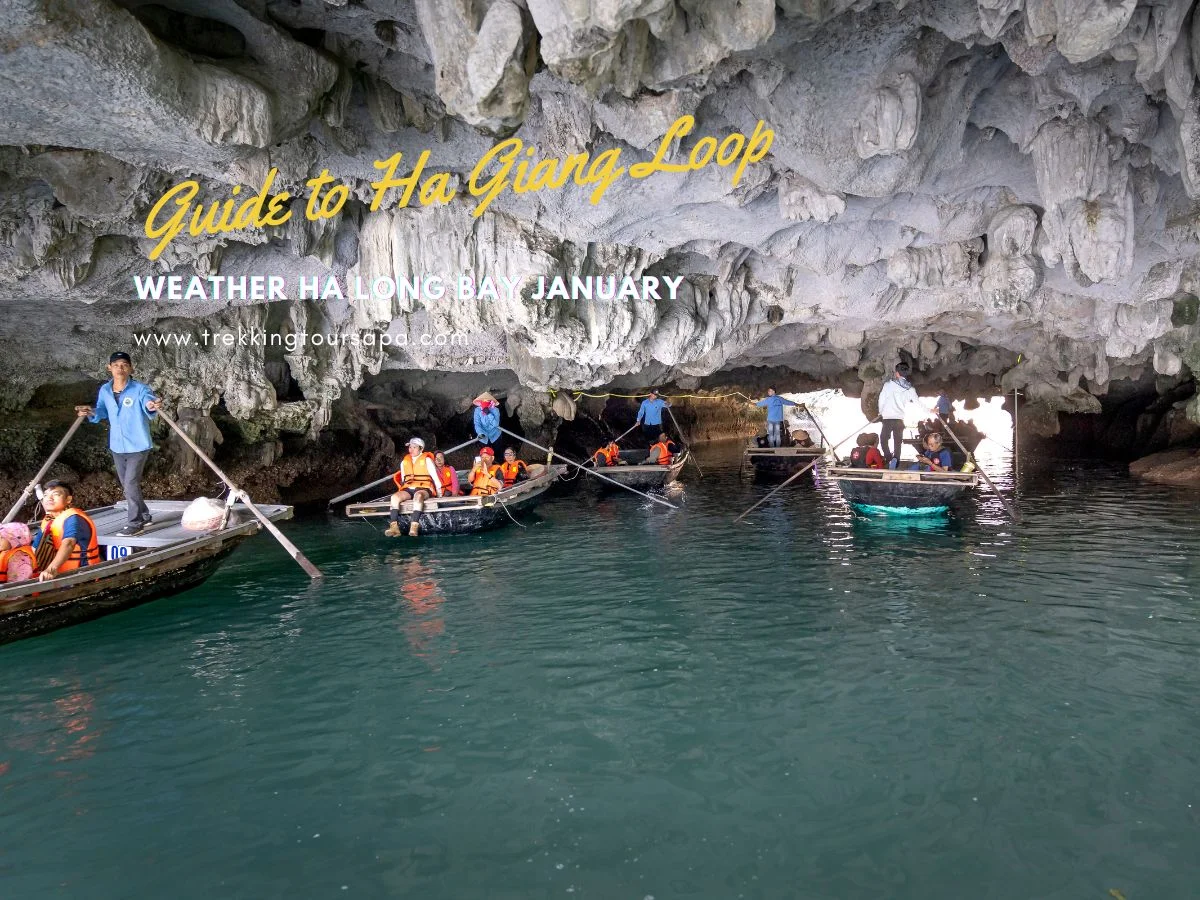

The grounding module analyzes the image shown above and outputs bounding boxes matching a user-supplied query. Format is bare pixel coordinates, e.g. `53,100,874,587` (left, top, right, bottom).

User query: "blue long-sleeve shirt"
474,405,501,445
756,395,798,423
636,398,669,426
88,379,157,453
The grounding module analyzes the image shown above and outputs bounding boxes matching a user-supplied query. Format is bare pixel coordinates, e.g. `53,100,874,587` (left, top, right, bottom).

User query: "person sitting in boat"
32,481,100,581
386,437,443,538
434,451,460,497
472,391,502,452
468,448,503,496
0,522,37,584
911,432,953,472
849,433,886,469
791,428,815,448
498,447,530,488
643,433,675,466
591,441,626,467
754,388,799,447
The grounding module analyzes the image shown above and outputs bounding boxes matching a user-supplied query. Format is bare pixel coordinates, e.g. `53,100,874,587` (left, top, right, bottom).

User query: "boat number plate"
107,544,132,561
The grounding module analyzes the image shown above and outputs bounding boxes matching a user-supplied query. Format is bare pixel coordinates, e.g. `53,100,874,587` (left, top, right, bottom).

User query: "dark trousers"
880,419,904,462
113,450,151,524
641,423,664,443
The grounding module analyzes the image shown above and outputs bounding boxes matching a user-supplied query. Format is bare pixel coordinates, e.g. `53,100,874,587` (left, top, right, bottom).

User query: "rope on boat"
549,389,755,402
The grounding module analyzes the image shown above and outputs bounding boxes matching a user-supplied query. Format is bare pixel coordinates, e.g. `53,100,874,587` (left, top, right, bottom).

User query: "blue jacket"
89,379,157,453
919,448,953,469
474,405,501,445
636,398,669,426
756,395,798,423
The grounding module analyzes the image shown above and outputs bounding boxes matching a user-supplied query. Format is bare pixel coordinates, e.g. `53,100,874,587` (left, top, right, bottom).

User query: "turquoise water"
3,443,1200,899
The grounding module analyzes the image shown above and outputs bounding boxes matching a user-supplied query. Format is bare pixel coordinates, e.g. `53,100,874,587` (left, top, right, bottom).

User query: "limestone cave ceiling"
2,0,1200,434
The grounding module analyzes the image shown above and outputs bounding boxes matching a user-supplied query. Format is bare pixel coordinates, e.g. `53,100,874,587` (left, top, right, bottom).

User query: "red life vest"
650,441,673,466
593,445,618,466
40,508,101,573
0,545,37,583
437,465,457,494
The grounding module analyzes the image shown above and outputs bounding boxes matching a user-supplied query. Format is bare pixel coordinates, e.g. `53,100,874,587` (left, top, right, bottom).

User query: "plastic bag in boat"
181,497,226,531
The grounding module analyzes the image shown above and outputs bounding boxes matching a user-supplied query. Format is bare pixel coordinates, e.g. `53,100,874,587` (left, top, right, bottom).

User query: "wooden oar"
499,427,678,509
156,409,323,579
734,417,878,524
3,417,85,524
798,404,840,463
327,437,478,507
665,405,703,477
612,422,639,445
935,413,1021,522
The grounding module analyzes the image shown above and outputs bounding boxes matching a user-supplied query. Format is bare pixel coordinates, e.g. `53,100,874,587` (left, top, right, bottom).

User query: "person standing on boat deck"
754,387,799,447
877,362,934,466
386,438,443,538
935,390,955,424
636,390,671,443
32,481,100,581
472,392,502,451
74,351,161,537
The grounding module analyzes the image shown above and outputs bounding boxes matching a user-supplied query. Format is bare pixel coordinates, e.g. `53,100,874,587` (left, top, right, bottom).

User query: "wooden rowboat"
345,463,566,534
588,449,687,491
828,466,978,515
744,442,826,474
0,499,293,645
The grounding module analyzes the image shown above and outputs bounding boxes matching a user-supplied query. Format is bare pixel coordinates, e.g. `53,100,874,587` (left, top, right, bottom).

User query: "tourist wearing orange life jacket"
31,481,100,581
386,437,443,537
433,451,460,497
468,447,503,496
643,433,678,466
590,442,624,467
0,522,37,584
498,447,529,487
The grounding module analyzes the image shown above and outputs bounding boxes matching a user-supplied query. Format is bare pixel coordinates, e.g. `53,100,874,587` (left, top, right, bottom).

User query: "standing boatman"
74,351,160,537
877,362,935,466
754,387,799,447
635,389,671,443
472,391,501,451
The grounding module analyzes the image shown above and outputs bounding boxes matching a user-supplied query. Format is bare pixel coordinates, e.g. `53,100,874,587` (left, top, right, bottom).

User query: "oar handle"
3,416,86,524
157,408,323,579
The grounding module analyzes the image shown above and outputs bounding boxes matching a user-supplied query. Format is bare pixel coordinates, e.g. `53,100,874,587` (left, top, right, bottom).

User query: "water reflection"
394,557,450,665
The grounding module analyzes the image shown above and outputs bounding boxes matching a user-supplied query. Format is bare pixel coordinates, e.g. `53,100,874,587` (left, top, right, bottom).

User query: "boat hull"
828,467,977,515
346,465,565,534
590,450,686,491
744,445,825,474
0,500,293,645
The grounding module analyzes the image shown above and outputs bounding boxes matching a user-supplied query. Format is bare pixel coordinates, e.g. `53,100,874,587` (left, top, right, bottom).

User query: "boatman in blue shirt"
755,387,798,447
636,389,671,443
75,352,160,537
472,391,501,450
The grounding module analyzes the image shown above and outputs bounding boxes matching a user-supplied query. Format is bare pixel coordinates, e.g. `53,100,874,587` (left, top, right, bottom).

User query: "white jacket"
878,378,922,420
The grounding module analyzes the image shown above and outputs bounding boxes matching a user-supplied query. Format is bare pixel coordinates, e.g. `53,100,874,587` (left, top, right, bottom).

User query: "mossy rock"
0,425,45,470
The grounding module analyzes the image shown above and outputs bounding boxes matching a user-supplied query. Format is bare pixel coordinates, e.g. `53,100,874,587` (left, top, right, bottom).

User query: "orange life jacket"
0,545,37,583
499,459,528,486
40,508,101,573
469,464,501,496
650,441,673,466
396,454,437,492
437,465,457,494
593,445,618,466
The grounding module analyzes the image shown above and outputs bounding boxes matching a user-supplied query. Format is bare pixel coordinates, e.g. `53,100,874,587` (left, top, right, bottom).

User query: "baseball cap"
109,352,132,364
407,437,425,449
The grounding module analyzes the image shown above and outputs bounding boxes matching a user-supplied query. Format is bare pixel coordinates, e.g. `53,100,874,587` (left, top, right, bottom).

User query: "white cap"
407,437,425,449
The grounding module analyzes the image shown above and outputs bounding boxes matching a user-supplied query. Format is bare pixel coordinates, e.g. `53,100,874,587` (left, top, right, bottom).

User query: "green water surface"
2,444,1199,899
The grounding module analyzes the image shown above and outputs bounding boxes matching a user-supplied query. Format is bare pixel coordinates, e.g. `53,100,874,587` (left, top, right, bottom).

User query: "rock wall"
3,0,1200,463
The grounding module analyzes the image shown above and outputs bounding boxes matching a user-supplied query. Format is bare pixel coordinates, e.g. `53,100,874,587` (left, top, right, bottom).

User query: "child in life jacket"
849,433,885,469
